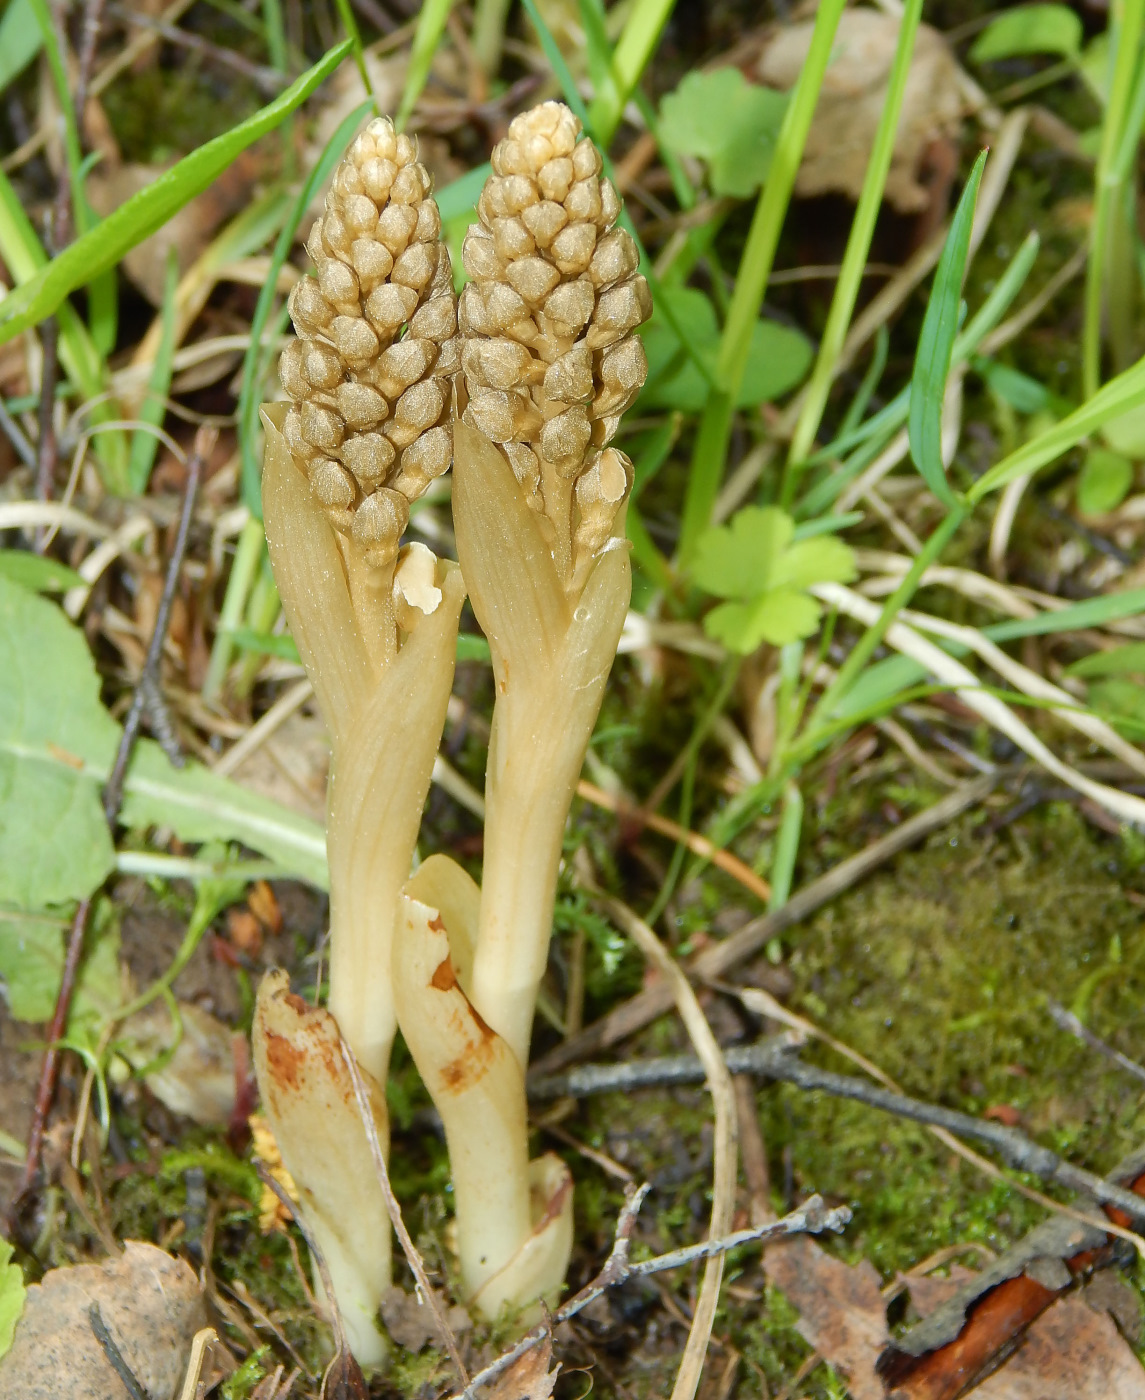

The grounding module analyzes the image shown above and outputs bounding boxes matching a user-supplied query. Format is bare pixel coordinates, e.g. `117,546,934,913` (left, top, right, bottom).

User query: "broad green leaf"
0,578,327,900
970,4,1082,62
1101,401,1145,455
0,576,119,907
693,506,794,600
0,551,84,593
0,41,351,344
908,150,988,505
1078,446,1133,515
772,535,857,591
0,0,40,94
705,589,821,652
639,287,812,410
1089,678,1145,736
659,68,789,197
0,1234,25,1361
0,916,70,1021
975,357,1051,415
1067,643,1145,679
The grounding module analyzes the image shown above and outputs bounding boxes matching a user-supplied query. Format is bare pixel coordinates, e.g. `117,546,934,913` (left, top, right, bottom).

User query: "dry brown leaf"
378,1286,471,1353
227,709,331,825
486,1334,561,1400
117,1000,238,1127
756,10,963,213
87,153,262,305
763,1235,888,1400
0,1241,205,1400
905,1266,1145,1399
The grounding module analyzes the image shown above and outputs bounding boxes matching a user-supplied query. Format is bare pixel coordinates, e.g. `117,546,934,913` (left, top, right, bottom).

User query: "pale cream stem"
342,546,399,671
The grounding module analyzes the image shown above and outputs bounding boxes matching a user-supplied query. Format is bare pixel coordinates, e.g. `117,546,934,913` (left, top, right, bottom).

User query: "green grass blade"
590,0,675,146
769,780,803,911
332,0,375,105
128,252,178,494
0,0,41,93
0,41,351,345
521,0,592,127
784,0,923,492
907,149,988,507
238,98,373,515
984,589,1145,641
262,0,288,70
1083,0,1145,399
971,352,1145,499
397,0,456,130
677,0,847,565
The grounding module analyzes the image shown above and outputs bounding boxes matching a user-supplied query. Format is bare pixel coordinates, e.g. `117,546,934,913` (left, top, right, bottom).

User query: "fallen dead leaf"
486,1333,560,1400
756,9,963,213
0,1241,205,1400
117,999,238,1127
764,1235,888,1400
87,152,262,305
903,1266,1145,1399
378,1286,471,1353
228,709,331,825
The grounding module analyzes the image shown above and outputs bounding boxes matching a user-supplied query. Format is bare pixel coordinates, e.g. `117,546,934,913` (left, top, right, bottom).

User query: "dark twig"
89,1304,150,1400
108,5,288,94
73,0,107,125
11,431,209,1217
450,1188,848,1400
342,1043,469,1386
528,1039,1145,1226
103,427,211,819
349,0,398,35
140,671,185,768
1048,1000,1145,1087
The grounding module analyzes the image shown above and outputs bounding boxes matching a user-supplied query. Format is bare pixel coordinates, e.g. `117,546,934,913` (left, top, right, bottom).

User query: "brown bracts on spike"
281,117,458,570
457,101,650,591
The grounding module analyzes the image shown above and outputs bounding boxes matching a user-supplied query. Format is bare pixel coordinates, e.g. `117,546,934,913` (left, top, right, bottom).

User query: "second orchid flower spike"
451,100,651,1067
457,100,650,597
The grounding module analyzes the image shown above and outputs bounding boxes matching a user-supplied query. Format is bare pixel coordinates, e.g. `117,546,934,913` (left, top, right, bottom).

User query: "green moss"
101,63,262,164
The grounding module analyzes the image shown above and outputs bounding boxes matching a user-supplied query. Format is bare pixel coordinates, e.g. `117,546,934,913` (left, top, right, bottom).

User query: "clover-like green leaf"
692,506,856,654
659,68,789,198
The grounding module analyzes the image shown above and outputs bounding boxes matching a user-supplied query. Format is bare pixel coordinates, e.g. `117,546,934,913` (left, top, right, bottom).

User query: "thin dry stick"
214,678,315,777
533,775,995,1076
177,1328,221,1400
587,883,738,1400
1048,1001,1145,1087
577,779,772,903
450,1189,848,1400
11,430,209,1214
340,1042,469,1387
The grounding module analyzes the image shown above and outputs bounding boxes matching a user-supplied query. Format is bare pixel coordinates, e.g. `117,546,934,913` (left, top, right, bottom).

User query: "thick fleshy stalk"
393,856,573,1314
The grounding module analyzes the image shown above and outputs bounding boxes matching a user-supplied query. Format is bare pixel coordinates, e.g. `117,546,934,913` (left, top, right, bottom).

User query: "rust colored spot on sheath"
428,915,446,934
284,992,310,1015
431,957,457,992
264,1029,305,1090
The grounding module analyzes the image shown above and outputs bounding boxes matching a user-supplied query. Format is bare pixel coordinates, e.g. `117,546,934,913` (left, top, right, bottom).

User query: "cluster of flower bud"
457,102,650,583
280,117,458,570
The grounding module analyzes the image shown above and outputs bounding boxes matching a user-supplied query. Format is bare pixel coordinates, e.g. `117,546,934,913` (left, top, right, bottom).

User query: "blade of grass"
0,169,127,490
396,0,456,130
783,0,924,500
768,781,803,912
128,250,178,493
677,0,847,566
0,0,41,93
971,352,1145,498
0,40,351,343
1083,0,1145,400
838,325,889,441
262,0,287,71
332,0,375,105
202,516,266,703
589,0,675,146
238,98,373,515
906,149,988,507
